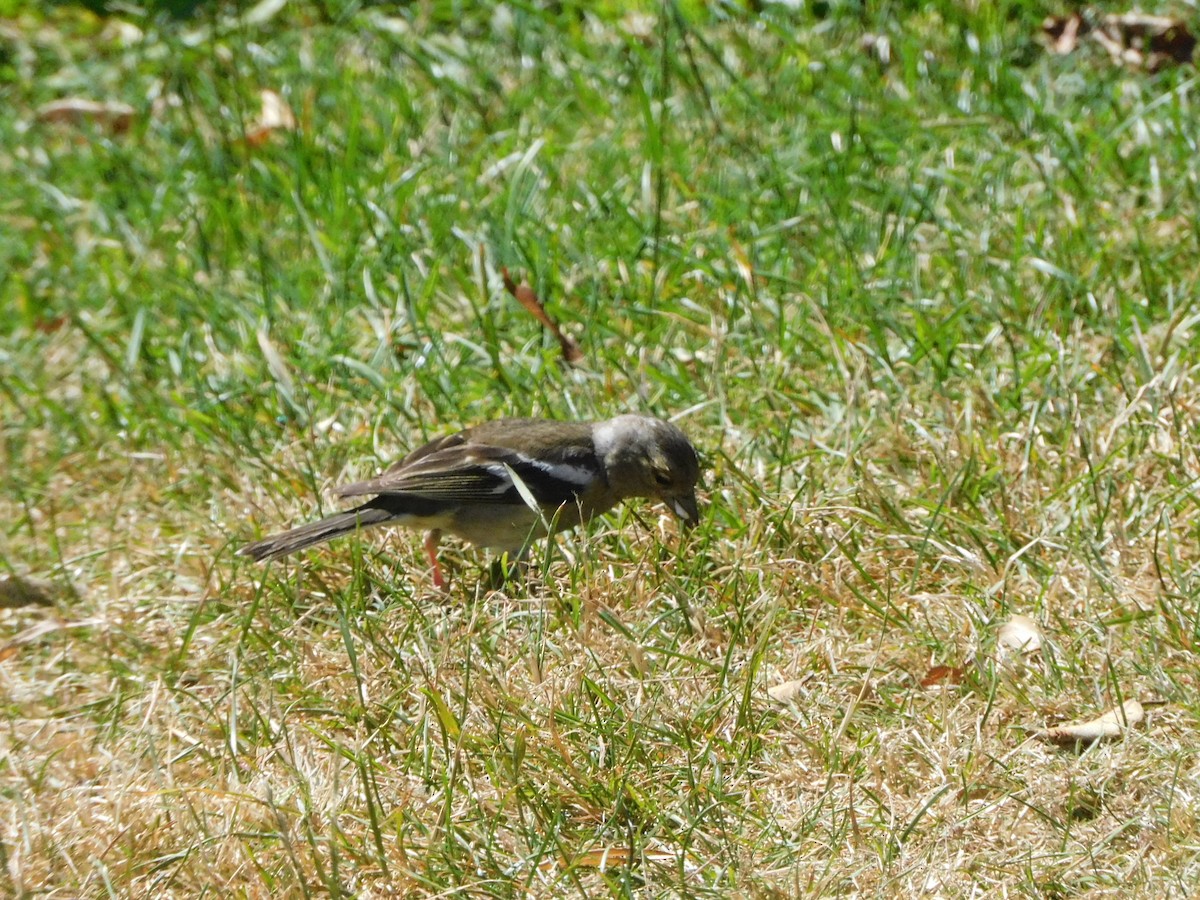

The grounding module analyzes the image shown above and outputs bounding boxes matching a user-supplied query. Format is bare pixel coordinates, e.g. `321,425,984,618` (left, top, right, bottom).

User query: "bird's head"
595,415,701,524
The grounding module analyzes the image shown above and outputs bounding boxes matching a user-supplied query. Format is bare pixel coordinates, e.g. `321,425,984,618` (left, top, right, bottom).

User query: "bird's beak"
670,492,700,525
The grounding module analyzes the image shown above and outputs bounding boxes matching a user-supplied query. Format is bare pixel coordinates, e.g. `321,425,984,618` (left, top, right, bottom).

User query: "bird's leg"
424,530,446,589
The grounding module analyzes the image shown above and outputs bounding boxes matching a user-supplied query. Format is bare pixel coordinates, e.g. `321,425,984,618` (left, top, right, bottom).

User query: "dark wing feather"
385,430,467,470
335,442,600,509
335,448,512,502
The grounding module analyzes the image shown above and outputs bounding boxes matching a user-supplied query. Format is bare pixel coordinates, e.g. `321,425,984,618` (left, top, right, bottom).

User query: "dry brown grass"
5,318,1200,897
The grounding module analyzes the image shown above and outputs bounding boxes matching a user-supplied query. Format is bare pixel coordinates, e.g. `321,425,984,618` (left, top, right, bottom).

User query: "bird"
239,414,701,587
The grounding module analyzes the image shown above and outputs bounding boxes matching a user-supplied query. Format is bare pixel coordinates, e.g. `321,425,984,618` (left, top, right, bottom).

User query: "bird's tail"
238,505,396,562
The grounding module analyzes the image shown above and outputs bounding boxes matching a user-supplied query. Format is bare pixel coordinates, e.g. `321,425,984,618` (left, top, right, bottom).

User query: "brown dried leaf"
34,314,69,334
501,267,584,365
996,614,1042,659
1042,12,1196,71
1043,14,1086,55
767,679,807,702
36,98,135,134
921,664,966,688
1036,699,1145,746
245,88,296,146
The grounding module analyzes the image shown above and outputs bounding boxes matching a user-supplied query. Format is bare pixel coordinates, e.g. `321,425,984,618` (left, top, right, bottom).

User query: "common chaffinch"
239,414,701,587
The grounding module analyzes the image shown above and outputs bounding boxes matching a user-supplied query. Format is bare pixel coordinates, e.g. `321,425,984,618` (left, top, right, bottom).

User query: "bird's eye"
653,471,672,487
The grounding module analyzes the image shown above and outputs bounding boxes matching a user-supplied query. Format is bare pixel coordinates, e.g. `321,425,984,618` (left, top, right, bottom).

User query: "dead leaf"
921,664,966,688
767,679,807,702
36,98,135,134
996,615,1042,659
0,575,56,609
1036,699,1145,746
1043,13,1085,55
1095,14,1196,70
501,267,584,365
245,89,296,146
34,314,69,334
956,785,995,803
1041,12,1196,71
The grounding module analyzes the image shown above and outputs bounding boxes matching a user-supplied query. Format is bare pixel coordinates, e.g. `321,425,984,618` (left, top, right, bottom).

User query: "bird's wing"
334,443,600,508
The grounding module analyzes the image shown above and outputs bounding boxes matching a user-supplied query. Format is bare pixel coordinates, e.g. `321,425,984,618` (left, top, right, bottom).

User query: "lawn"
3,0,1199,895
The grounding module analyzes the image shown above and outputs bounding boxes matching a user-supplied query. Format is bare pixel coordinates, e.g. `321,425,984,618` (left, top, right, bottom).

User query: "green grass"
3,0,1200,895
